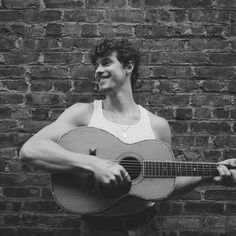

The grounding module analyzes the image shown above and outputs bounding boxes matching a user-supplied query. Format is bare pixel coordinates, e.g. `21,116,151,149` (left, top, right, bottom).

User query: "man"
19,39,236,236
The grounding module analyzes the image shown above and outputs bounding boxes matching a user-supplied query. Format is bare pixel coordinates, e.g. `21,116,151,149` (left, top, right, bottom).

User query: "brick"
135,25,150,37
37,214,81,227
170,0,211,8
166,52,206,64
46,23,63,37
65,93,94,105
0,36,16,51
53,80,71,92
209,53,236,65
172,10,187,22
153,66,193,78
150,52,166,64
205,216,236,228
4,52,39,65
198,80,227,93
0,120,18,133
44,52,83,64
191,94,231,107
151,25,169,37
194,66,235,79
223,149,236,159
188,10,230,24
18,228,56,236
63,23,80,36
23,200,59,212
0,201,22,211
64,10,104,23
0,10,23,21
71,65,94,79
0,66,25,78
31,108,49,120
44,0,84,8
0,107,13,118
3,214,21,225
143,39,185,51
194,108,211,120
160,216,202,228
169,121,188,134
214,0,236,8
184,202,224,214
25,93,63,107
23,10,62,22
30,80,51,92
213,108,230,119
73,80,96,93
0,93,24,105
72,38,99,50
144,0,170,7
190,122,231,135
204,149,221,162
214,135,236,148
116,24,133,36
206,25,226,37
108,10,144,23
160,80,199,93
22,38,60,51
1,80,28,92
128,0,141,8
175,108,193,120
99,24,115,37
172,135,195,147
146,9,171,22
30,66,70,79
188,39,229,50
2,0,41,9
0,228,17,236
81,24,98,37
179,231,221,236
87,0,126,8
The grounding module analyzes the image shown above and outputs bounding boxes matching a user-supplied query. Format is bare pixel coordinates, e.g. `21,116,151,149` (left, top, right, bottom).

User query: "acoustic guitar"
51,127,229,215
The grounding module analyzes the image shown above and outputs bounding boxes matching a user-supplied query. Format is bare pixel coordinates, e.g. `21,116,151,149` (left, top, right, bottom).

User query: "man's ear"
126,60,134,74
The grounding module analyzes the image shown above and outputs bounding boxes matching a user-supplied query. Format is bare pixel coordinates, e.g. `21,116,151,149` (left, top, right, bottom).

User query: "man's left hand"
214,159,236,186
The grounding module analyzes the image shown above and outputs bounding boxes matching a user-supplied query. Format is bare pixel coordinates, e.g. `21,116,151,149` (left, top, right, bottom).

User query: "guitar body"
51,127,176,214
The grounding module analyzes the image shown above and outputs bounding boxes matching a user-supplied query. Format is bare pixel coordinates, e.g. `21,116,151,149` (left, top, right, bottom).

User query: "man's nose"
95,65,104,78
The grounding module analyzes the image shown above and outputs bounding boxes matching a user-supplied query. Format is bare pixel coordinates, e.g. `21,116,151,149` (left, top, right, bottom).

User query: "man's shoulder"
147,110,171,145
147,110,169,127
57,102,94,126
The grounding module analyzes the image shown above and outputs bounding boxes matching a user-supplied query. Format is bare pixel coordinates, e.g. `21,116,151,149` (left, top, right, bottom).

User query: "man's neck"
103,90,136,115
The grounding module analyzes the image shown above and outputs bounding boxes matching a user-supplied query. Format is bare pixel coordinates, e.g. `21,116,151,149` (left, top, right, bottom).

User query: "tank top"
88,100,156,216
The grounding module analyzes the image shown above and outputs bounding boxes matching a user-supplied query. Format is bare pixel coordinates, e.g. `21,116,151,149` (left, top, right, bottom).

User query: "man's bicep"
30,121,74,142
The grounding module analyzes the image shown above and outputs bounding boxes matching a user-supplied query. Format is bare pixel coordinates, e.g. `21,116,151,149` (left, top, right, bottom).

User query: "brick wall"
0,0,236,235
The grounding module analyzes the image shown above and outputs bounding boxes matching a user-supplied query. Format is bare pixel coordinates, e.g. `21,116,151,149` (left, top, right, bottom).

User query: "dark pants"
80,206,162,236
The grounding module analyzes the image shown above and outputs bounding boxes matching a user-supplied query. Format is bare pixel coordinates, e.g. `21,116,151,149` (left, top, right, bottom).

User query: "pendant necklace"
109,105,137,139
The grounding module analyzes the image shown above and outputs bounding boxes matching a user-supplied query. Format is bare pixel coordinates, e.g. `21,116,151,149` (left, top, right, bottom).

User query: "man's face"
95,52,127,93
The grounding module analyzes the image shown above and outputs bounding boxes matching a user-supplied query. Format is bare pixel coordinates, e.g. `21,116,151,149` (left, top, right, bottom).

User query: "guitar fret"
143,161,219,178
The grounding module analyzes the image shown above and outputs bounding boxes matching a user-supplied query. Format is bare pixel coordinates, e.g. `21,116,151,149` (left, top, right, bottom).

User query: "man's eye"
102,60,111,66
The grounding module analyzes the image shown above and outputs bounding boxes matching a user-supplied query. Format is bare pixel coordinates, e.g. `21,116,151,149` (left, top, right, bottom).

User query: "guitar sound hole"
120,157,141,181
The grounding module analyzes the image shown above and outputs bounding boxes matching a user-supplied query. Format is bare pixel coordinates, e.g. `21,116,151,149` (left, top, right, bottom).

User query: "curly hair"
90,38,140,89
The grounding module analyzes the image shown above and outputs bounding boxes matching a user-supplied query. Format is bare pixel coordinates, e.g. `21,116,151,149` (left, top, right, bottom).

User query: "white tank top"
88,100,156,216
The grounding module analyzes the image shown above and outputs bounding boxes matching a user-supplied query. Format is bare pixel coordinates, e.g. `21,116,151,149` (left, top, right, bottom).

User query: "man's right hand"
92,159,131,194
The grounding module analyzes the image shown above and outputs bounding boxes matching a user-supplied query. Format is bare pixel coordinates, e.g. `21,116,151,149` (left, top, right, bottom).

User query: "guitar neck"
143,161,222,177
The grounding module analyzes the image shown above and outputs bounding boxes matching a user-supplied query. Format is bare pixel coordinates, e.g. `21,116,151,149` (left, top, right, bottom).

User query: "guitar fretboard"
143,161,220,177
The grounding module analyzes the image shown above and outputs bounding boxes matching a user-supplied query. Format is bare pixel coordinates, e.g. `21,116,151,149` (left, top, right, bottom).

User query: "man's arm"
149,113,236,198
19,103,95,172
19,102,129,189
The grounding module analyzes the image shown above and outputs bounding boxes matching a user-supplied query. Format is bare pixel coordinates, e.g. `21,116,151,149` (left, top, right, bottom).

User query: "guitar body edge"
51,127,176,214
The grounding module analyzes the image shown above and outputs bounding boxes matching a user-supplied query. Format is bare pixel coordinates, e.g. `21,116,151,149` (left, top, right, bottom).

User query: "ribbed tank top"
88,100,156,216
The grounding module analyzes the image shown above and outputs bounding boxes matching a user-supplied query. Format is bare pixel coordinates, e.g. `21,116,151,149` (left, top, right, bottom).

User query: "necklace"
108,105,138,139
